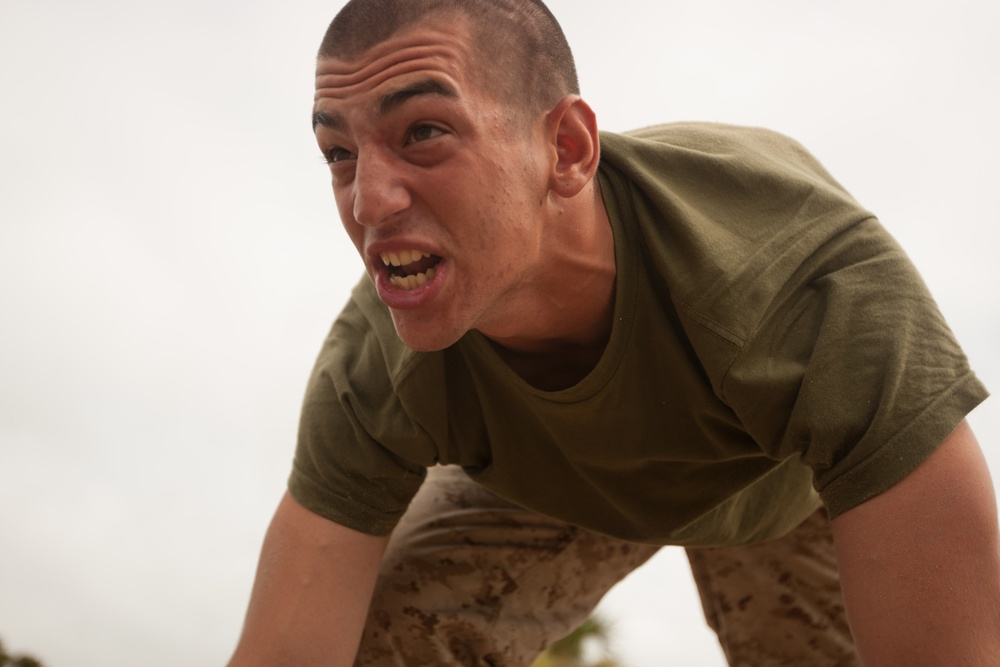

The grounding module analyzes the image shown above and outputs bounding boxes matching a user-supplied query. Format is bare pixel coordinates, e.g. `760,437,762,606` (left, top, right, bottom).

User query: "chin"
391,316,466,353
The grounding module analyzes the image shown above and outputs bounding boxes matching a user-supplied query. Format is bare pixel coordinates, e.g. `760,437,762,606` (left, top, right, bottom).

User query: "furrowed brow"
378,78,458,116
312,110,345,132
311,79,457,132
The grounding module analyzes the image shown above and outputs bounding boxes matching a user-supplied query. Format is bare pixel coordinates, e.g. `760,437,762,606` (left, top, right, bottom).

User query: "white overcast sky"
1,0,997,665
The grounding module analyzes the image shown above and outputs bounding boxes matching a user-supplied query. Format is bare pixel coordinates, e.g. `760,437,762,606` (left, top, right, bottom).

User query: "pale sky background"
1,0,997,665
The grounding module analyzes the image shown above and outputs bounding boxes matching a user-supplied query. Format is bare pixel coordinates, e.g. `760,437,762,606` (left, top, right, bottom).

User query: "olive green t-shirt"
289,122,988,547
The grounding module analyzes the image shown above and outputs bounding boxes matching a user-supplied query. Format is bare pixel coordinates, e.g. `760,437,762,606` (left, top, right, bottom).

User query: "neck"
480,183,616,388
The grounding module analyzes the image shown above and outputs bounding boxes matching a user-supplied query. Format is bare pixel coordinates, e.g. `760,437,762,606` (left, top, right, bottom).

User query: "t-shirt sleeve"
605,124,988,521
720,216,988,517
287,299,428,536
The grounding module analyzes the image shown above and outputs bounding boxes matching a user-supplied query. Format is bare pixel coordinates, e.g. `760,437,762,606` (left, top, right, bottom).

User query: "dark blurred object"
0,636,44,667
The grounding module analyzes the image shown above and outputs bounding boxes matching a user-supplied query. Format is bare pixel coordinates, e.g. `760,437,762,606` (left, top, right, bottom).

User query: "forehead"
314,18,481,109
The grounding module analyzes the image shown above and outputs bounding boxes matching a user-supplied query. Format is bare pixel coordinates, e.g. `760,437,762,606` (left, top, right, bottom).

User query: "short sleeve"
288,294,430,536
722,217,988,517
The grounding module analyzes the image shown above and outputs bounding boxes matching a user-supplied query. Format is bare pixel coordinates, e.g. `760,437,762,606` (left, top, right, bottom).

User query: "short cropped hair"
318,0,579,117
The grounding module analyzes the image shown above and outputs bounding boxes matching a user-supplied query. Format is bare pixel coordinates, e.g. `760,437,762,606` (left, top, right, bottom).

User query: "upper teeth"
381,250,431,266
379,250,437,291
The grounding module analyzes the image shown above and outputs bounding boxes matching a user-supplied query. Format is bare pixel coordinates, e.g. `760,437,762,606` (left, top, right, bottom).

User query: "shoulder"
603,121,807,156
596,121,875,335
305,276,451,454
599,121,850,195
613,120,796,146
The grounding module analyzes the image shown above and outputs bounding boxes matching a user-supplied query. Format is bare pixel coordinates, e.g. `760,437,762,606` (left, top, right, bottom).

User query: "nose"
352,149,411,227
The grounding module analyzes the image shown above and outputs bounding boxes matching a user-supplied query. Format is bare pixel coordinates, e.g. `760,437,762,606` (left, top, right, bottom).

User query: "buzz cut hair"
317,0,580,117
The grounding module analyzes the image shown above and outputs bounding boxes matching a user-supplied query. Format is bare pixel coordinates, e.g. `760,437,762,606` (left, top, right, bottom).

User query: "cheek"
489,150,548,211
467,159,537,214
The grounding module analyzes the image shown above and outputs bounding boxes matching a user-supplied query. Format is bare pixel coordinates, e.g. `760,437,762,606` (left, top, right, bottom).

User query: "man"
229,0,1000,664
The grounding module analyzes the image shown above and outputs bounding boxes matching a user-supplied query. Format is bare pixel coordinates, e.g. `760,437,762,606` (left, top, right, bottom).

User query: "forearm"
229,492,389,667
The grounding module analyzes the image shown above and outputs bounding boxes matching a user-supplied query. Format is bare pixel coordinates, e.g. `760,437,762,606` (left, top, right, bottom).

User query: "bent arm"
832,420,1000,666
229,491,389,667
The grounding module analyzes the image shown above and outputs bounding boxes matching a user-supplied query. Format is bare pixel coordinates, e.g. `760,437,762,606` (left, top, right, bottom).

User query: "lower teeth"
391,266,436,290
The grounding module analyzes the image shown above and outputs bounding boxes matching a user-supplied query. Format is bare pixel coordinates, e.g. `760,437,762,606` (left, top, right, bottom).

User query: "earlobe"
546,95,600,198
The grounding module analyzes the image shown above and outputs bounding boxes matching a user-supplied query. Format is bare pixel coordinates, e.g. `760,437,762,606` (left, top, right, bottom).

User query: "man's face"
313,17,552,351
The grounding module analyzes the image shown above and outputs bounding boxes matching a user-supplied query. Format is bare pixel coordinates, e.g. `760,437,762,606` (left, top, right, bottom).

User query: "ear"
544,95,600,198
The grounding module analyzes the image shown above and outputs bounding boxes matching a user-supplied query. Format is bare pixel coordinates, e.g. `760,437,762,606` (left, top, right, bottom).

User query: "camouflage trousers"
356,466,859,666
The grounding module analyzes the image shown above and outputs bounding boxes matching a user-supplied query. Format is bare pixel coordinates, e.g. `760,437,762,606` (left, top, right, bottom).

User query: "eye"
406,125,445,145
323,146,356,164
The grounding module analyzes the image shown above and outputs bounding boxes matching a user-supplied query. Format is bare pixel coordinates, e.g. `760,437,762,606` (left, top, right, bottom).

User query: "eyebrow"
378,78,458,115
312,78,459,132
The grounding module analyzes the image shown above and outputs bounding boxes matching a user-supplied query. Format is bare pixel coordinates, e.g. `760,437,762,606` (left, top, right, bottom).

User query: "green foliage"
530,615,622,667
0,636,44,667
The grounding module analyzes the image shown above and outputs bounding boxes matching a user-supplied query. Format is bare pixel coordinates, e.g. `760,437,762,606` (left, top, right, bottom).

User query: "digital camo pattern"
687,508,860,666
356,466,858,666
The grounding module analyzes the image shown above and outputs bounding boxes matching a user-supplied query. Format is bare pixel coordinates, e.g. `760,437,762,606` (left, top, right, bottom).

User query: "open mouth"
380,250,442,290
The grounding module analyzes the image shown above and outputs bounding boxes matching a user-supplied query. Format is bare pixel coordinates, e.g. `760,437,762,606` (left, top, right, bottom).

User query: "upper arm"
832,420,1000,666
229,491,390,667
